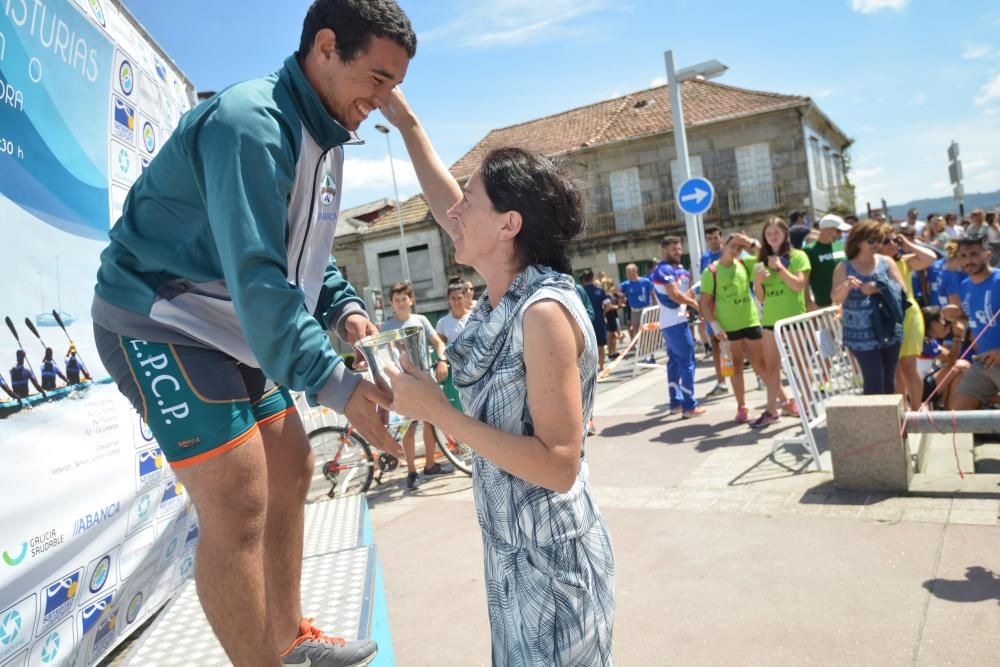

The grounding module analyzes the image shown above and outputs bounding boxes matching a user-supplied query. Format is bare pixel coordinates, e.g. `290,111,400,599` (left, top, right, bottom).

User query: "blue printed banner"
0,0,114,241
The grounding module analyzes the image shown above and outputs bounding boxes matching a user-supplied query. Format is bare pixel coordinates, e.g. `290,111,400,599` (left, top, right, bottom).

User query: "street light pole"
374,124,411,283
665,50,702,272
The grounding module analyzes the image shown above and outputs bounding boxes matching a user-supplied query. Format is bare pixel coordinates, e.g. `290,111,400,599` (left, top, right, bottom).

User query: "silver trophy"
355,326,431,395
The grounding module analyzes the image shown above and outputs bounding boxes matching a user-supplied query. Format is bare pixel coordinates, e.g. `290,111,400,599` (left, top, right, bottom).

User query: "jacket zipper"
294,148,332,287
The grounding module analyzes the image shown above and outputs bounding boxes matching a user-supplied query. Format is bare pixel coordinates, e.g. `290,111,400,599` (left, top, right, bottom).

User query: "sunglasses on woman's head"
865,237,882,244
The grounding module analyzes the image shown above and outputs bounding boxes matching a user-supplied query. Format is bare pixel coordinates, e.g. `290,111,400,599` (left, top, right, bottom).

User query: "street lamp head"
374,124,390,134
675,59,729,82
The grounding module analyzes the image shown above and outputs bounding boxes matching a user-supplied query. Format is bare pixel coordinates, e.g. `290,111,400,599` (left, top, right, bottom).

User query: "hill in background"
865,189,1000,220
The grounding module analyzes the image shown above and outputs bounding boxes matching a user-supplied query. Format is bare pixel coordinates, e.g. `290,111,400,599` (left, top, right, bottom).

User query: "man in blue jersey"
698,225,727,397
653,237,705,417
947,237,1000,409
620,263,654,340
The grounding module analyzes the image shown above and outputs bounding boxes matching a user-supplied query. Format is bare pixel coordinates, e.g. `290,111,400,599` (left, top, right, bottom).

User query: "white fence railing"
772,306,863,470
631,305,662,377
727,182,784,215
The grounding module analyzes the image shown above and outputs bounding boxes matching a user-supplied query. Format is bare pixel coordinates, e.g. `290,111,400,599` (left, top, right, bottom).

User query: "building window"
378,244,433,300
735,143,776,211
609,167,643,232
833,153,845,186
809,137,824,190
670,155,703,216
823,146,835,191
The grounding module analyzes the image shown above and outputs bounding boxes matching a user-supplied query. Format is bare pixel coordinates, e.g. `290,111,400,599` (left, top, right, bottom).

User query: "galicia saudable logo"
2,542,27,566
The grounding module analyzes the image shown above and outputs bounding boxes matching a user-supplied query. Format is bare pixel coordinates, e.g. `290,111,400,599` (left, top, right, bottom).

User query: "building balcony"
584,199,720,239
825,184,856,211
727,182,785,215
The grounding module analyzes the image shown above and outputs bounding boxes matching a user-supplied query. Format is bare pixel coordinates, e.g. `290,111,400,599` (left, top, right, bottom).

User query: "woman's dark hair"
299,0,417,62
921,305,942,331
479,147,584,275
845,219,885,260
757,216,790,268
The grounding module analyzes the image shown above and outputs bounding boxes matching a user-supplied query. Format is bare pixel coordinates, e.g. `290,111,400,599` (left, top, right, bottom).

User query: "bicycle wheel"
308,426,375,497
431,425,474,476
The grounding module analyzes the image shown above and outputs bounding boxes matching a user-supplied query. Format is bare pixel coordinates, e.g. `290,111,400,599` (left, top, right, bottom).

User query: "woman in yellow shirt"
880,225,936,409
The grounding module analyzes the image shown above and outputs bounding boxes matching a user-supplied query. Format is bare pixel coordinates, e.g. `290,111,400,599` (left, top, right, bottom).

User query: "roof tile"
449,80,807,178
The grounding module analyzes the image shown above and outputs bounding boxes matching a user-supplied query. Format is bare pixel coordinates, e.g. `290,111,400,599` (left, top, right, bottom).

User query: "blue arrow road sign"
676,177,715,215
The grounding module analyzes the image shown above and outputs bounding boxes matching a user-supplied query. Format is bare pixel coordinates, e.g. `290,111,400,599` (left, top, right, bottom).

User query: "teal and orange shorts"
95,324,296,468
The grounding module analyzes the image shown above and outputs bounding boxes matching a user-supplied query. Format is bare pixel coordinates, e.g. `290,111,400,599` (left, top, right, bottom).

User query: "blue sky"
124,0,1000,213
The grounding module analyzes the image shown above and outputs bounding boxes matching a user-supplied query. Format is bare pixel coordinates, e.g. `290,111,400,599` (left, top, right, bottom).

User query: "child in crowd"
382,282,451,490
918,306,970,409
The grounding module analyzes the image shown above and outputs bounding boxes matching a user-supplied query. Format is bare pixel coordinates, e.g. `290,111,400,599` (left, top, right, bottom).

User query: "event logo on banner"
78,591,113,637
135,447,164,493
111,95,136,144
28,616,74,666
37,569,83,636
0,595,37,662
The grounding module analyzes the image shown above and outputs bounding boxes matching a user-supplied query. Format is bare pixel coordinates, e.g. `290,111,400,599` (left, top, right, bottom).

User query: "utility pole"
948,141,965,218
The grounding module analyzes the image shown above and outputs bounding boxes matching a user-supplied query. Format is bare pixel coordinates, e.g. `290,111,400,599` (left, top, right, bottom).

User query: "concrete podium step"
122,496,393,666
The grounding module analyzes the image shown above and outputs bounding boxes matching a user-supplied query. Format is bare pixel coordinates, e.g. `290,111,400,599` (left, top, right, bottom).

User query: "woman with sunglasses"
831,220,909,394
878,225,936,409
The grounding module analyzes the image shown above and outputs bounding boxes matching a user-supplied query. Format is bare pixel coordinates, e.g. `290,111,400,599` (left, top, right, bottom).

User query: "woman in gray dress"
382,90,615,666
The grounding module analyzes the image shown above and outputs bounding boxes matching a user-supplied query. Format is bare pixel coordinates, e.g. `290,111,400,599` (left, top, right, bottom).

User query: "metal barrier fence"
632,306,663,377
292,392,344,433
772,306,863,471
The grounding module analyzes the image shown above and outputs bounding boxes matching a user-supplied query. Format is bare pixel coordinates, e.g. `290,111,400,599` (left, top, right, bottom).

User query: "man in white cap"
804,214,852,309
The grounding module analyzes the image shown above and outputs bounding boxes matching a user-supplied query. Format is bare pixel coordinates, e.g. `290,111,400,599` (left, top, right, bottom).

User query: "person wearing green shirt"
700,233,781,427
753,217,811,428
805,214,851,309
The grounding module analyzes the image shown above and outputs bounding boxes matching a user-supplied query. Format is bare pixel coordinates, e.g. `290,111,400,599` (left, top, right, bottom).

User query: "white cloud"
812,89,833,99
861,125,876,133
421,0,610,49
340,156,419,196
850,0,908,14
962,44,993,60
650,76,667,87
910,92,927,106
975,73,1000,106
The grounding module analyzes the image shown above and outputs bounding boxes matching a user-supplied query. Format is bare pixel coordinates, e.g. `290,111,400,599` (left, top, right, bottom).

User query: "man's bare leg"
259,413,314,653
173,433,280,667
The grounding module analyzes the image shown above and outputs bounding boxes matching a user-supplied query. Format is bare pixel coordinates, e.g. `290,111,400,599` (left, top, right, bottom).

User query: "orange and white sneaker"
280,617,377,667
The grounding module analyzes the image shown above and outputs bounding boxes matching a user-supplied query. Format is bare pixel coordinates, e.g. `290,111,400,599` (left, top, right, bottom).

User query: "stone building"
337,78,852,310
448,78,853,280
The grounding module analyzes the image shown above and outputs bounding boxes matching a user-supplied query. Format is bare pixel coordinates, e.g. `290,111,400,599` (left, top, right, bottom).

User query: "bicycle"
308,416,475,498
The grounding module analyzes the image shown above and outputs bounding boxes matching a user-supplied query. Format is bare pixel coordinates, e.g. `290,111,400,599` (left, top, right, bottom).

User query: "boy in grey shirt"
383,282,450,488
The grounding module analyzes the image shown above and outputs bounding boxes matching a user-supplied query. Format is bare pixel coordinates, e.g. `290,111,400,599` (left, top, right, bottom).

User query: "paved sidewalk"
369,353,1000,666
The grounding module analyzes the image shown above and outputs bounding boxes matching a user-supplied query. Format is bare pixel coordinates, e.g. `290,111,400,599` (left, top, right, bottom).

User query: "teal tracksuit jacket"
93,54,366,411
